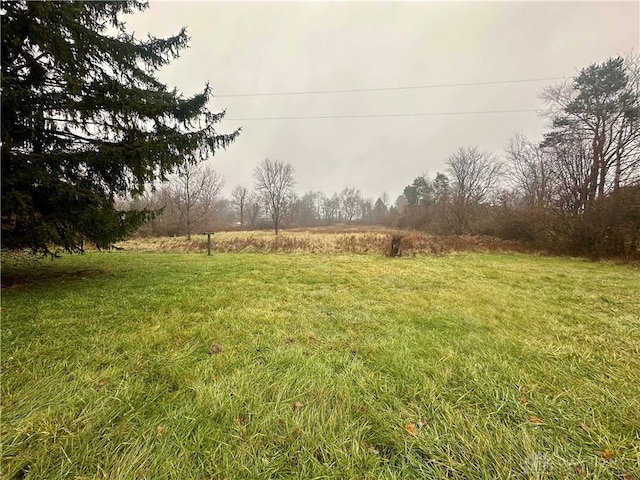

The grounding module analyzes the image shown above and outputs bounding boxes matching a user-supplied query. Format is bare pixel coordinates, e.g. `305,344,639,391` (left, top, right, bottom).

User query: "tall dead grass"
119,229,532,256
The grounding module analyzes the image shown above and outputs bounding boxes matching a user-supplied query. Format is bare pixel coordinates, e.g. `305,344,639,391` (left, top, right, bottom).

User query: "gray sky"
127,1,639,202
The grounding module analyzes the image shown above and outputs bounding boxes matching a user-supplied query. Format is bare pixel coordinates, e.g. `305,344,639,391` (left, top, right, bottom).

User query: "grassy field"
1,250,639,479
117,228,529,256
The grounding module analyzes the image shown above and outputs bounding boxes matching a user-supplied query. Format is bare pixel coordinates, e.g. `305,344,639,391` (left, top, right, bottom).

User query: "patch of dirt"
1,268,104,290
1,274,31,289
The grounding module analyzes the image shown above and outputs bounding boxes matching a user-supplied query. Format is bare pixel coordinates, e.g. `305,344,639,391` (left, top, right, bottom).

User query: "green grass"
1,252,639,479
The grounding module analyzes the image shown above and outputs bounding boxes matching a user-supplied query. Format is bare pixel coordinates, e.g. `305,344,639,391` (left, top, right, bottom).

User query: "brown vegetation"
119,227,532,256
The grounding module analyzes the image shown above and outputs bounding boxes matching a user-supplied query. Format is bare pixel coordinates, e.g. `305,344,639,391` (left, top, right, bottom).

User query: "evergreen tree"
1,1,239,254
403,175,434,207
542,57,639,211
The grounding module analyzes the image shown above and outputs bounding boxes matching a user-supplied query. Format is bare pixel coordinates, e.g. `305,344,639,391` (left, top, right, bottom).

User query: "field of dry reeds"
119,226,531,256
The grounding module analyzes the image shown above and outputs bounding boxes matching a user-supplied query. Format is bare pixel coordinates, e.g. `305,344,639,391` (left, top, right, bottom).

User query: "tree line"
2,2,637,258
129,56,639,258
127,157,385,237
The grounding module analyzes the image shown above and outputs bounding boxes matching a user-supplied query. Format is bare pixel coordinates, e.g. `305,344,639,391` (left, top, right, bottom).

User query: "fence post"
205,232,213,256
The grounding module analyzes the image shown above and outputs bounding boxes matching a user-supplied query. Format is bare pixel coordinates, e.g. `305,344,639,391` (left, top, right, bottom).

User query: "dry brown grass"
118,227,532,256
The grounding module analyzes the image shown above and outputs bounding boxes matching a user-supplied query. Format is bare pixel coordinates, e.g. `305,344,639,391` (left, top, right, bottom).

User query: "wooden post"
205,232,213,256
389,234,403,257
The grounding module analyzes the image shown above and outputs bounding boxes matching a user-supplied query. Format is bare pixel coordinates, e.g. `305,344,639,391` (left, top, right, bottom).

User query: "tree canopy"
1,0,239,254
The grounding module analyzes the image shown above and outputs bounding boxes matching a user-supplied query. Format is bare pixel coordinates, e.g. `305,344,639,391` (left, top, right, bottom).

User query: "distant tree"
403,175,434,207
127,186,165,236
246,193,261,229
372,198,388,223
230,185,249,227
153,186,180,236
210,197,234,229
1,1,238,254
446,147,502,234
359,197,373,224
395,173,451,231
340,187,362,223
433,173,450,203
284,191,299,225
320,193,341,224
392,194,409,215
294,191,321,226
541,130,592,212
506,134,554,209
170,160,223,239
254,158,295,234
403,182,419,208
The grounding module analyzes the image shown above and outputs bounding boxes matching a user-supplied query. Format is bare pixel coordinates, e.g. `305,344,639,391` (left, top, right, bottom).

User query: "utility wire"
216,77,570,98
226,109,541,121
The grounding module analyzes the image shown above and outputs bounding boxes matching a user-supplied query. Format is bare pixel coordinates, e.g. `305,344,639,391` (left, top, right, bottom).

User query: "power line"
216,77,570,98
225,109,541,121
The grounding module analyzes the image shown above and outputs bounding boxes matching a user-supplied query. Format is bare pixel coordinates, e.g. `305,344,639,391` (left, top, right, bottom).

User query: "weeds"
119,229,532,256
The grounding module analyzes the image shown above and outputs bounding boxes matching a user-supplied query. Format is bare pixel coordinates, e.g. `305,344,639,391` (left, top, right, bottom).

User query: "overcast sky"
127,1,639,202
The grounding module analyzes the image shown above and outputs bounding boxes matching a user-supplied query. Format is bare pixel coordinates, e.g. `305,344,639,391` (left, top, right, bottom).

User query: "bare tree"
126,185,165,236
254,158,295,234
148,185,177,236
246,193,261,229
293,191,321,227
340,187,362,223
359,197,373,224
542,130,593,212
446,147,502,234
506,134,555,210
230,185,249,228
319,192,340,224
171,160,224,239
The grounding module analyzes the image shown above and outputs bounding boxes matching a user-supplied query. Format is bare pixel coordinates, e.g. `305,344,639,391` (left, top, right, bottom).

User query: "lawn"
1,251,639,479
